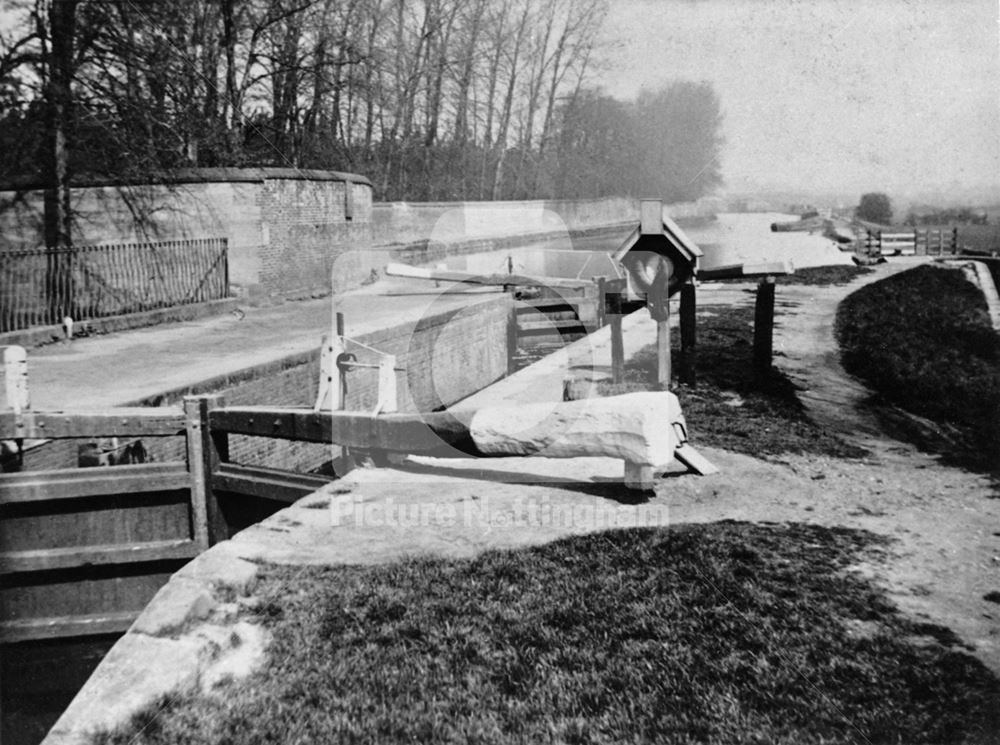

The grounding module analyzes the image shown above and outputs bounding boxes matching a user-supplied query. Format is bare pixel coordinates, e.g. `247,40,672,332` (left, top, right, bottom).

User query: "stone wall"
0,169,373,299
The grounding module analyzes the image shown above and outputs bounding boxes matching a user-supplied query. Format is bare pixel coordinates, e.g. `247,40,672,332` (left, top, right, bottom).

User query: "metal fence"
0,238,228,333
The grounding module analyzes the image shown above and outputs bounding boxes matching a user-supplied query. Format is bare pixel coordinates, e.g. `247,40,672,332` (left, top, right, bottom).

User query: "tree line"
0,0,724,204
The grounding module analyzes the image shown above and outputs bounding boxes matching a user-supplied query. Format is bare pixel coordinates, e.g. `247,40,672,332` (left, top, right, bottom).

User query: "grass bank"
600,265,869,459
96,523,999,745
836,264,1000,471
600,306,864,459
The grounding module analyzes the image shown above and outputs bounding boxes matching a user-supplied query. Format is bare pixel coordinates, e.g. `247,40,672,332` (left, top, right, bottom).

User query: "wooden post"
507,304,519,375
3,345,29,471
657,314,671,390
679,282,697,386
336,312,346,409
3,345,29,414
184,394,228,548
951,226,958,254
596,277,606,328
376,354,398,414
610,313,624,385
753,277,776,379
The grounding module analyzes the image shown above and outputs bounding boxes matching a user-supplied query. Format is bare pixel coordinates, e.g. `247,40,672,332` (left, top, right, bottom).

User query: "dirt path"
665,258,1000,674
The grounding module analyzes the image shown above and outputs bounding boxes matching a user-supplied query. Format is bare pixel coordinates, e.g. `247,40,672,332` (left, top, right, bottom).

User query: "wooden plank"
640,199,663,235
0,408,185,440
698,261,794,281
212,463,334,504
674,443,719,475
0,611,138,643
0,539,199,574
516,320,588,335
0,462,189,504
384,263,590,290
517,298,587,312
211,406,479,455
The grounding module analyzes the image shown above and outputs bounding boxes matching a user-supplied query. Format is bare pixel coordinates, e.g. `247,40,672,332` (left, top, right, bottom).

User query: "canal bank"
35,283,727,744
2,226,633,744
5,211,857,743
40,257,1000,745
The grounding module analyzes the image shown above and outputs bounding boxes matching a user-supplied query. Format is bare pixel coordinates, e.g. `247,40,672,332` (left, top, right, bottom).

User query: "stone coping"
0,167,371,192
0,298,240,350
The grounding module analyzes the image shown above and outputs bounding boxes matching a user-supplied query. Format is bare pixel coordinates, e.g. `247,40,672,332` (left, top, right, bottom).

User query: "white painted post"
3,346,30,414
314,313,347,412
375,354,398,414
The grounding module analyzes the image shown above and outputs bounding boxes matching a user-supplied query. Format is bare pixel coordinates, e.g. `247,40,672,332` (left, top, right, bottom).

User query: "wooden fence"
863,228,959,257
0,238,229,333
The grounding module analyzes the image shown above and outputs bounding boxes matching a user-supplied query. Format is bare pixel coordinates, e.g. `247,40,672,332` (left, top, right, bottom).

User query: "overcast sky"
597,0,1000,200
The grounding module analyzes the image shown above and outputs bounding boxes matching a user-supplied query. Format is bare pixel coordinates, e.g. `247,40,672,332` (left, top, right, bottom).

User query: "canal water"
686,212,853,271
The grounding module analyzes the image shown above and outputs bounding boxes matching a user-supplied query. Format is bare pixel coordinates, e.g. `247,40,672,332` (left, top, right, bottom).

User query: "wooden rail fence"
0,238,229,333
863,228,959,257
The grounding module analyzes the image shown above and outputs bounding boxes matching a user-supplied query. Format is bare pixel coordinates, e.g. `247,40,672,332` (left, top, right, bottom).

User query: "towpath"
16,278,502,411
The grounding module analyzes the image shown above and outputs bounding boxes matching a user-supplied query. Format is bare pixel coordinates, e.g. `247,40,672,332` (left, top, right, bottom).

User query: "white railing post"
3,345,30,414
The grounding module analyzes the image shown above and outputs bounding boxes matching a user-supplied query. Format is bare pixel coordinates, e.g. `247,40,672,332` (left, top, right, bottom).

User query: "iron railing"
0,238,228,332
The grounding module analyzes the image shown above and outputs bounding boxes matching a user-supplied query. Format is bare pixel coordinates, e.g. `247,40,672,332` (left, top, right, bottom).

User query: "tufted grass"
95,522,999,745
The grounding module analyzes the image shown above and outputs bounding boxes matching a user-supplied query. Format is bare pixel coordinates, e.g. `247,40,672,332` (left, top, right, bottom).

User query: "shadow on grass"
96,522,999,745
599,304,867,461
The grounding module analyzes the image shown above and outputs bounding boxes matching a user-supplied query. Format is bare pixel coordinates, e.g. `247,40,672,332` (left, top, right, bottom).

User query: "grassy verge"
836,264,1000,471
599,304,866,460
96,523,999,745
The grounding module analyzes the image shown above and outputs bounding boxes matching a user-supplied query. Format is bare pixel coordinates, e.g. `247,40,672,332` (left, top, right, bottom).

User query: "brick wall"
256,177,375,298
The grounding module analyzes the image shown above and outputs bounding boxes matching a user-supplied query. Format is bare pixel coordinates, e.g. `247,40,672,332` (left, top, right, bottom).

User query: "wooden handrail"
0,408,185,439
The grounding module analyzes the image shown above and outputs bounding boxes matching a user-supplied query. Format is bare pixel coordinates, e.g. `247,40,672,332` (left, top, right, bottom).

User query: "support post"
507,304,519,375
3,346,29,414
336,312,346,410
951,226,958,254
596,277,607,328
375,354,398,414
184,394,228,548
657,315,671,390
679,282,697,386
753,277,776,379
610,314,624,385
3,345,29,471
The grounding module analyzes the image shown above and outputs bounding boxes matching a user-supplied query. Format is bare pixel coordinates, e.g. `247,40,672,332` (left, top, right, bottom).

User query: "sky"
597,0,1000,201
